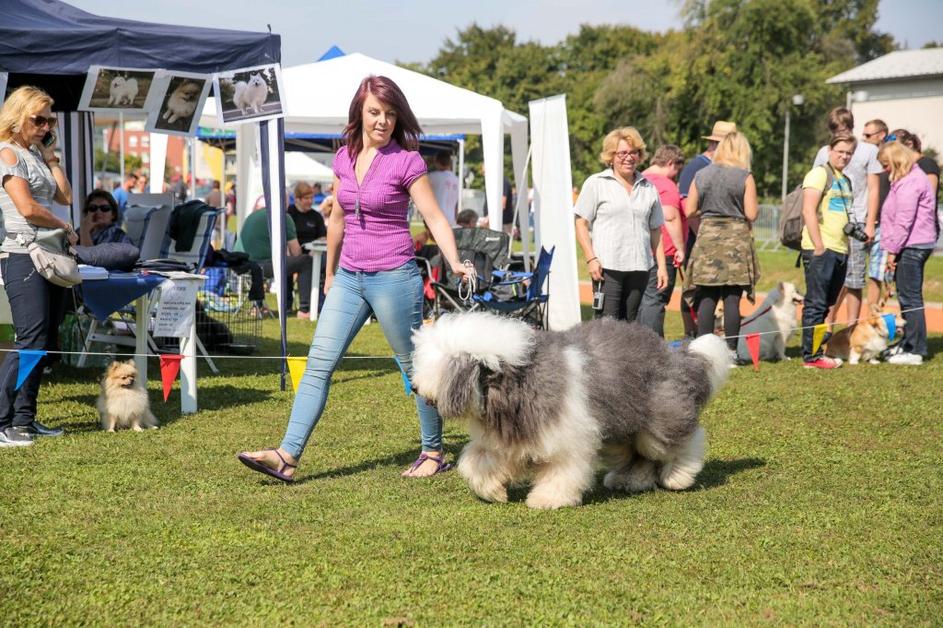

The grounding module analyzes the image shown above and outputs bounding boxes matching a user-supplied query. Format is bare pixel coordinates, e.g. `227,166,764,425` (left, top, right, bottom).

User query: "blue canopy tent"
1,0,292,389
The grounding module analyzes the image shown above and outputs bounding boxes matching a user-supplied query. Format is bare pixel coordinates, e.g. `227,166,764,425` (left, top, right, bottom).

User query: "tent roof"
202,52,524,136
284,152,334,183
0,0,280,75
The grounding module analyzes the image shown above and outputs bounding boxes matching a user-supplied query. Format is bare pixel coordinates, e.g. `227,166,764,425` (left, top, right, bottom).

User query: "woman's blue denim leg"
363,262,444,452
280,269,371,459
895,247,931,357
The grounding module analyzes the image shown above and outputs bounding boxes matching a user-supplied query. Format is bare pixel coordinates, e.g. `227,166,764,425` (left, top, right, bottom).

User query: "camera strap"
826,164,857,226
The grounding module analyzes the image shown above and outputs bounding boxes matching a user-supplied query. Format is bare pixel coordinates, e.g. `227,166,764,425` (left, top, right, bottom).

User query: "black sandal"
237,449,297,483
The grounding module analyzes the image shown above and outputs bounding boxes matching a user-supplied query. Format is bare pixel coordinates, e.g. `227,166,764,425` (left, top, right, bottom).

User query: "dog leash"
456,259,478,304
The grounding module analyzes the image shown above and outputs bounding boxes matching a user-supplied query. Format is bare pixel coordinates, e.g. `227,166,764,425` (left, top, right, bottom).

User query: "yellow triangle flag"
287,357,307,393
812,324,828,356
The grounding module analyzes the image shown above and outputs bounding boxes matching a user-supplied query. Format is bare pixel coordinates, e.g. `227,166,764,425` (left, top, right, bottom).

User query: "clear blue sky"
66,0,941,67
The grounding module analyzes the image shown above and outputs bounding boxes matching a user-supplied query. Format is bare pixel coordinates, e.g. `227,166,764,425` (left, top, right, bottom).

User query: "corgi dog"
825,304,904,365
232,73,269,115
162,80,203,123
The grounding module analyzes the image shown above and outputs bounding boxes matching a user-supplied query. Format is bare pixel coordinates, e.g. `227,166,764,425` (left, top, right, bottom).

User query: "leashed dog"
97,360,158,432
411,313,731,509
735,281,804,362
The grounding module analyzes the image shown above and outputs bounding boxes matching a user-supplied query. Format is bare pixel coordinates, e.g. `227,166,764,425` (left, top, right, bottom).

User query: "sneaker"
887,352,923,365
0,426,34,448
803,356,843,369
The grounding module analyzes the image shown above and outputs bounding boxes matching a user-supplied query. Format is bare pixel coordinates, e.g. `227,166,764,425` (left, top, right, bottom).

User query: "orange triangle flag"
745,333,761,371
159,354,183,402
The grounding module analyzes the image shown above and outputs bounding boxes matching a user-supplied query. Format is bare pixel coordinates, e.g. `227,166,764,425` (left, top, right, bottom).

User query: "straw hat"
702,121,737,142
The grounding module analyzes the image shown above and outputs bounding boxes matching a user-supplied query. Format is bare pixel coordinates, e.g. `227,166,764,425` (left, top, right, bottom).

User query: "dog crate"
197,267,263,355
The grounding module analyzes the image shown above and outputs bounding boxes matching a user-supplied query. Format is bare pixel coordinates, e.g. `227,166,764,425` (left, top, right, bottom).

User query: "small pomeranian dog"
97,360,158,432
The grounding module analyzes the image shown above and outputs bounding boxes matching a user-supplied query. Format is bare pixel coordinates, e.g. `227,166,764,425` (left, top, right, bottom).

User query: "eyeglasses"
30,115,58,129
85,204,112,213
614,150,640,161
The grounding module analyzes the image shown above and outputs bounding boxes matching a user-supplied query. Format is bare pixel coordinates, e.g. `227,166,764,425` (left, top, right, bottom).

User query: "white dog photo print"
213,63,285,125
78,66,161,113
144,71,212,137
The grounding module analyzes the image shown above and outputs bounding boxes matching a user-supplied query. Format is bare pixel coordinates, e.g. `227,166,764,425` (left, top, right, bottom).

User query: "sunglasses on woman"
85,204,112,213
30,115,58,129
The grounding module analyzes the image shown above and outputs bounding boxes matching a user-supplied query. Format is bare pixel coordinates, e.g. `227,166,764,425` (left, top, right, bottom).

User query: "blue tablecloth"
81,272,167,321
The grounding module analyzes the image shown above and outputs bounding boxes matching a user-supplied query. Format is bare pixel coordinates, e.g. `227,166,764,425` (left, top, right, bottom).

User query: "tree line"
410,0,897,199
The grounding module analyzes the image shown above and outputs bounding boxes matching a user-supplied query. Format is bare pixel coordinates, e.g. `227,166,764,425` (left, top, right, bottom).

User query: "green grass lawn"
1,314,941,624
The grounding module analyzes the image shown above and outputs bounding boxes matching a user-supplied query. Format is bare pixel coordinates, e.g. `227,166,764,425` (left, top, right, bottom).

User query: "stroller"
416,227,511,319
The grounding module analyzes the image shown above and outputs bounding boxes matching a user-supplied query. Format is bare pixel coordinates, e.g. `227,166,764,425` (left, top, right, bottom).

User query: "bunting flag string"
15,350,47,390
286,357,307,393
159,354,183,402
745,334,761,372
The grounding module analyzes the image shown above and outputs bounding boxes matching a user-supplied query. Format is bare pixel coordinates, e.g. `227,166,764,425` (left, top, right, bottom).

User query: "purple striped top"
333,141,427,272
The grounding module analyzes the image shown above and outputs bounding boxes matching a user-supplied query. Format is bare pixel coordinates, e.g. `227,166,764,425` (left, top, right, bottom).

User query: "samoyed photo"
214,64,284,124
79,67,155,111
146,73,211,136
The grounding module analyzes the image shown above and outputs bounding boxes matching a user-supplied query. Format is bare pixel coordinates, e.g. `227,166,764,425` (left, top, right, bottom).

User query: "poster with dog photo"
213,63,285,125
78,66,160,113
144,71,212,137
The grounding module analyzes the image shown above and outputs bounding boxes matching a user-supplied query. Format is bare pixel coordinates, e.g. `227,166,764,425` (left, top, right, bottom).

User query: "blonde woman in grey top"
575,127,667,323
683,131,759,353
0,86,75,446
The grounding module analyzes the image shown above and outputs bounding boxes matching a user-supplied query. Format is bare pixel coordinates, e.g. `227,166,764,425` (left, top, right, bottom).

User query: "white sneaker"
887,352,923,365
0,428,33,448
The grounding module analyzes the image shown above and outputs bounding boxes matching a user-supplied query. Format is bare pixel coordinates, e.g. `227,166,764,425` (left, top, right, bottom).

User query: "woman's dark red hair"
343,75,422,158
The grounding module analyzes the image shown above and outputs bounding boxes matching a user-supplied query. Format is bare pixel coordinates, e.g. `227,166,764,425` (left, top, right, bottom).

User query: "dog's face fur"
412,313,536,419
173,81,202,103
104,359,139,391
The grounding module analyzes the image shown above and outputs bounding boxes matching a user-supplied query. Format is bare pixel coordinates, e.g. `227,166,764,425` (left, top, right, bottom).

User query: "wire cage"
197,267,263,355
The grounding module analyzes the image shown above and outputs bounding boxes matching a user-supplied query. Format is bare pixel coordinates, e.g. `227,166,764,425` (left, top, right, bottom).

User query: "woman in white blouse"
574,127,667,322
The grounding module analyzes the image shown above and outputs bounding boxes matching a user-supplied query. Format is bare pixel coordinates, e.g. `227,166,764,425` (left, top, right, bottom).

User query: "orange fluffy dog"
97,360,159,432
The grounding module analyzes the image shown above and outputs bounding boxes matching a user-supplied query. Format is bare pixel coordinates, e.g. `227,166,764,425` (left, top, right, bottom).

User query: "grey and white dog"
411,312,732,509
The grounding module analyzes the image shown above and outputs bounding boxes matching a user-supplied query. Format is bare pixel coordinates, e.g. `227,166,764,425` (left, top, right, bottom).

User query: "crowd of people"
573,108,939,369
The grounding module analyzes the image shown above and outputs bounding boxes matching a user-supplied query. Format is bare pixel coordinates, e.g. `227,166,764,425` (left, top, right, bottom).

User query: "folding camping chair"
472,246,554,329
416,227,511,319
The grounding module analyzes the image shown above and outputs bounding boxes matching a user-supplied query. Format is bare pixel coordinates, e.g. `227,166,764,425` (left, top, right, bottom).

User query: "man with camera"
812,108,883,326
799,134,859,369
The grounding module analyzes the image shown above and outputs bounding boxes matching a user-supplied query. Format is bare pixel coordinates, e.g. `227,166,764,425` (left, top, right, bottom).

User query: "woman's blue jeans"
895,247,931,358
280,260,442,459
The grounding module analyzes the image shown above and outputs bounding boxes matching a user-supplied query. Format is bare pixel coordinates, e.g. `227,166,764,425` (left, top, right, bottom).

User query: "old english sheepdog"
411,312,731,509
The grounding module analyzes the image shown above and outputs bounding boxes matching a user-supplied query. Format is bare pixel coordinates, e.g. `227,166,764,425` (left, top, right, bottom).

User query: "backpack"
779,166,835,250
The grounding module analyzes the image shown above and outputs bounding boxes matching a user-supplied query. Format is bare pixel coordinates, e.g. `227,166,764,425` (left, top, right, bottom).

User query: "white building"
827,48,943,154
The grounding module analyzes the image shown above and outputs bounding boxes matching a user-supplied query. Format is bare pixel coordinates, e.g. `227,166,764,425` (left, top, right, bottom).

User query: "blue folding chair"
472,246,554,329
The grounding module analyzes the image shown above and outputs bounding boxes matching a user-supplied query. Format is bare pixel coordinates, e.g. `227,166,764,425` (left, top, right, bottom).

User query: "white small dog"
97,360,158,432
411,313,732,509
736,281,803,362
107,76,139,106
232,73,269,115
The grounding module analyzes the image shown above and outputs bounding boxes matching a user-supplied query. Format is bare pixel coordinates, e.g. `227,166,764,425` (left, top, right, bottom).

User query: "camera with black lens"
843,221,868,242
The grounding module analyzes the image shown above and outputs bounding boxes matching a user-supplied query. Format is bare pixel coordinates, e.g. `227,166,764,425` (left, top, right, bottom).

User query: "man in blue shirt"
111,172,138,214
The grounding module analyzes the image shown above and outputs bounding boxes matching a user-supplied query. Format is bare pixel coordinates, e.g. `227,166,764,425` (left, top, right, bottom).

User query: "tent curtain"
59,111,94,226
259,118,289,390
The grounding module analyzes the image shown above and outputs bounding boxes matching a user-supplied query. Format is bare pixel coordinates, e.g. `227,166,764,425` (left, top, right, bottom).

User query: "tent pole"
118,111,125,182
189,138,198,199
457,138,464,217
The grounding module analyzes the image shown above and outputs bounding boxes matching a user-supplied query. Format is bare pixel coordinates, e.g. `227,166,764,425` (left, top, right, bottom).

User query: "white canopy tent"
201,52,529,236
284,152,335,186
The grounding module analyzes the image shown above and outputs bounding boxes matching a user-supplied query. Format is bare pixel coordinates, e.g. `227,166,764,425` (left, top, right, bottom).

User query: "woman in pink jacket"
878,141,938,365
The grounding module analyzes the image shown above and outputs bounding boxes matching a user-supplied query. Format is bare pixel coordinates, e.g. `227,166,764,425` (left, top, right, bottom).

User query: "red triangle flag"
745,333,761,371
159,354,183,402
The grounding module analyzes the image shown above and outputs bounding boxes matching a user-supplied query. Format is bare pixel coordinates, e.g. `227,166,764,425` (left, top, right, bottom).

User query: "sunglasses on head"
30,115,58,129
85,204,112,213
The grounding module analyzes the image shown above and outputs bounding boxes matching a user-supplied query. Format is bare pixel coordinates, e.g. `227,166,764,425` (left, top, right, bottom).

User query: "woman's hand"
886,254,897,273
587,258,603,282
323,273,334,295
449,260,469,283
64,224,78,246
673,249,685,267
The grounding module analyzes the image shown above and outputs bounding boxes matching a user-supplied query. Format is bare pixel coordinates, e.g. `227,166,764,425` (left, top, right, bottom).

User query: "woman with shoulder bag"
0,86,76,446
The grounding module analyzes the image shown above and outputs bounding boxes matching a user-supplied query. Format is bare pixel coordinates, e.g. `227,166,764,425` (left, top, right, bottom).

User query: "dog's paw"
525,489,582,509
132,425,144,432
472,482,507,504
106,427,115,433
624,460,658,492
869,358,880,365
603,468,650,492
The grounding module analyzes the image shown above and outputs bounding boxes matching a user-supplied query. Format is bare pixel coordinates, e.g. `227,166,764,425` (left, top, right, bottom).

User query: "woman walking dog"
238,76,467,481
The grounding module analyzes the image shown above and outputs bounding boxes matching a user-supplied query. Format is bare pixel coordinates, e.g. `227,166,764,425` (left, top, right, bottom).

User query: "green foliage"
414,3,897,196
94,148,141,176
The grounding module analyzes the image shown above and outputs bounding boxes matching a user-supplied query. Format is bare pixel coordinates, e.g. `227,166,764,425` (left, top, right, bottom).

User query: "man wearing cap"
812,107,882,327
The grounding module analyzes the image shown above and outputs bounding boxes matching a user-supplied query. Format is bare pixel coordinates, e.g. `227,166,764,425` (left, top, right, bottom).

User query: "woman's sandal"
237,449,297,483
401,452,452,478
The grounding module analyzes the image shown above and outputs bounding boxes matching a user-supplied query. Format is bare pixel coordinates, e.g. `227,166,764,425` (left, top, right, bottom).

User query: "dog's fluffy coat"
411,313,731,509
97,360,158,432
